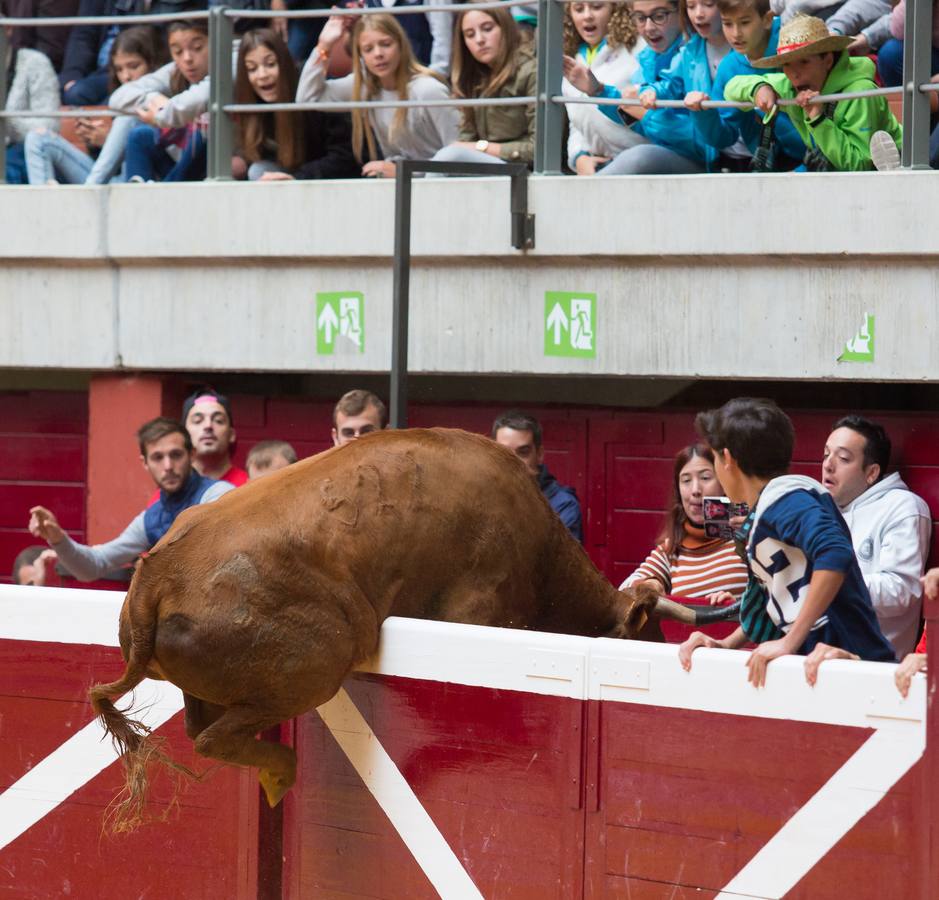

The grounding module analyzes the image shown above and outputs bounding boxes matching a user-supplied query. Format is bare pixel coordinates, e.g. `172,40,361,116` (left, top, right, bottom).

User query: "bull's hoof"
259,768,294,807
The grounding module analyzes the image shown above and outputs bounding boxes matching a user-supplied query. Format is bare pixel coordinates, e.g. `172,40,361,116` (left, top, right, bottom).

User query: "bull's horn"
653,597,742,626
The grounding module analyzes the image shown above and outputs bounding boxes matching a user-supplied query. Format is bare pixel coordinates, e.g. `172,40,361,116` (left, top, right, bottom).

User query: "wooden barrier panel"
0,586,258,900
0,588,933,899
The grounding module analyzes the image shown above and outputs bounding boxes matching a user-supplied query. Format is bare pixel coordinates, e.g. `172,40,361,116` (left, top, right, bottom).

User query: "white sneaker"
870,130,901,171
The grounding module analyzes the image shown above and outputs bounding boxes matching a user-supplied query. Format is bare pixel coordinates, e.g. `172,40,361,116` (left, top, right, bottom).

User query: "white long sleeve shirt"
839,472,932,658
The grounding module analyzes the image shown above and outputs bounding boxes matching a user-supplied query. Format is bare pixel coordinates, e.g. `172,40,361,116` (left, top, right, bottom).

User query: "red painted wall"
3,390,938,592
0,392,88,584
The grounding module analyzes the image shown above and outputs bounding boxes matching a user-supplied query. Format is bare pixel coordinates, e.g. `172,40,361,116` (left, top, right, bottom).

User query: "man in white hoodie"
822,415,932,658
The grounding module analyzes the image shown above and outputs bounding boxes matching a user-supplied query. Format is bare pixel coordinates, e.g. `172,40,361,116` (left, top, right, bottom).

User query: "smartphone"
703,496,749,540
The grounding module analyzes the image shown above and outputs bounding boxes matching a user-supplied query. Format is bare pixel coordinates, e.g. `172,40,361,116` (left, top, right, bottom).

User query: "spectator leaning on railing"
431,0,536,168
110,17,210,181
724,15,902,171
297,11,458,179
560,0,647,175
682,0,806,171
2,7,61,184
25,26,164,184
234,27,358,181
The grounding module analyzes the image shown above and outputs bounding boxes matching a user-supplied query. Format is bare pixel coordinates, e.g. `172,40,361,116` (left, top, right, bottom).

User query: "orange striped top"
620,534,749,600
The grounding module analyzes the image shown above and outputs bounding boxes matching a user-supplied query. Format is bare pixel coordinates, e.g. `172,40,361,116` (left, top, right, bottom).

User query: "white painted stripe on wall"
0,679,184,852
714,725,926,900
317,688,484,900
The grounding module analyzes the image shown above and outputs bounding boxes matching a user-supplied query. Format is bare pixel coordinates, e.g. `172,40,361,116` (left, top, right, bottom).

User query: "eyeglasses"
629,8,675,25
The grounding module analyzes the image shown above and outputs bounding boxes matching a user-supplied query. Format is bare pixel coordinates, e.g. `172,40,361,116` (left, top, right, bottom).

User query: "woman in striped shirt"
621,443,749,601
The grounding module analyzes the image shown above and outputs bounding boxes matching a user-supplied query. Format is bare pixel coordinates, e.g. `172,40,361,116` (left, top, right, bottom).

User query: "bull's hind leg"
182,693,226,740
192,705,297,807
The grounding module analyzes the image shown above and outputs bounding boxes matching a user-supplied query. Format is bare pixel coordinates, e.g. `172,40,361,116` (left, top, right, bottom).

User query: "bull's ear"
614,584,659,639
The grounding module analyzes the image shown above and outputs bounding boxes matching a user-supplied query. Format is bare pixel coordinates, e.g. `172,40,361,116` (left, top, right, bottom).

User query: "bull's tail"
88,572,190,833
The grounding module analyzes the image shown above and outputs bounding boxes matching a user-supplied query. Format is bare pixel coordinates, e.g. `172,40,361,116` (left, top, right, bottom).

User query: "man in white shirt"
822,415,932,658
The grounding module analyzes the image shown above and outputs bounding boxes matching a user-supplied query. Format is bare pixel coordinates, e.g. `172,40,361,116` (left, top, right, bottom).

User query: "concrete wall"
3,171,938,381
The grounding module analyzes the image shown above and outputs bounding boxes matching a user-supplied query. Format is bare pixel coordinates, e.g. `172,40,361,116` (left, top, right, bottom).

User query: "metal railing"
0,0,934,182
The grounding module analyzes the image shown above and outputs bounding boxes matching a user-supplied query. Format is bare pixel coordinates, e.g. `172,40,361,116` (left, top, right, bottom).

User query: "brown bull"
90,427,714,827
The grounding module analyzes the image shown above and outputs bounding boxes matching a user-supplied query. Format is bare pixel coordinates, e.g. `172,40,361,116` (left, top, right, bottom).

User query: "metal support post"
390,160,534,429
207,6,234,180
534,0,564,174
0,27,8,185
901,0,932,168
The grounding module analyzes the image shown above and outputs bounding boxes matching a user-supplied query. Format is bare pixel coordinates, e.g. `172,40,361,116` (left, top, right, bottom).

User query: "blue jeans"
62,69,110,106
288,17,326,63
598,143,704,175
25,129,94,184
878,39,939,87
5,142,27,183
124,125,207,182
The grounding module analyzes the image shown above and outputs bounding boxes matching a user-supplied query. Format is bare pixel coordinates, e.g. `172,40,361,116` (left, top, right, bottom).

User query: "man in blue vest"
492,410,584,544
28,416,234,581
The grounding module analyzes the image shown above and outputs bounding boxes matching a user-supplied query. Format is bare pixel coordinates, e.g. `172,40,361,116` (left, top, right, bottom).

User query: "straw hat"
751,15,853,69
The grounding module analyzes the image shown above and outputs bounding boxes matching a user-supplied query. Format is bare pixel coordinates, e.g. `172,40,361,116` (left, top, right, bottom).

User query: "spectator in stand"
332,389,387,446
430,1,537,168
246,440,298,479
492,410,583,543
682,0,806,171
5,0,79,73
181,387,248,485
234,28,358,181
679,398,895,688
58,0,207,106
621,443,749,602
27,417,234,582
11,546,57,585
628,0,731,172
2,13,60,184
563,0,700,175
110,19,210,182
363,0,454,76
725,15,903,171
824,0,891,57
821,416,931,659
25,27,164,185
560,1,647,175
297,12,458,178
876,0,939,87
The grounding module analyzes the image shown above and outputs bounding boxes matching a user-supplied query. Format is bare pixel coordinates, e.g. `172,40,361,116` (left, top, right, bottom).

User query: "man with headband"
181,387,248,487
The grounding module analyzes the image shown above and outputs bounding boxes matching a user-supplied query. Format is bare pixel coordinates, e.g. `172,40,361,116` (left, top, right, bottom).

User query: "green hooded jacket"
724,52,903,171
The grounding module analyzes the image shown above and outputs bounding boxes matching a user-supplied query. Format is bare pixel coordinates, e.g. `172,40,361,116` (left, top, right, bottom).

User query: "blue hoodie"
690,17,806,161
597,35,697,160
637,32,726,167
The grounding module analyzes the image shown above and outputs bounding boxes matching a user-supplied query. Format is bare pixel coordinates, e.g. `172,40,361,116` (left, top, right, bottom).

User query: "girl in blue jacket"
609,0,729,173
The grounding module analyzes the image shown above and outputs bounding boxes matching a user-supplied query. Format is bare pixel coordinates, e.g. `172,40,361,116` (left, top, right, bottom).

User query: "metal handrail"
224,96,536,113
226,0,527,19
0,9,208,25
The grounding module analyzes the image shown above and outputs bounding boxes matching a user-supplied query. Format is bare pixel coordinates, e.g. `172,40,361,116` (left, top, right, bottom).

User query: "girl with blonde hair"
297,12,458,178
431,0,537,167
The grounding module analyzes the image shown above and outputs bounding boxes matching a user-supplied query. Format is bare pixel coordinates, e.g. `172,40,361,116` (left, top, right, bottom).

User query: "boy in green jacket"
724,15,903,171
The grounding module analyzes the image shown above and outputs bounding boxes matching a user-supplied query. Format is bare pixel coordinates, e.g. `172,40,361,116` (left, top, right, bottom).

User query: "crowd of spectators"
2,0,936,183
11,387,934,695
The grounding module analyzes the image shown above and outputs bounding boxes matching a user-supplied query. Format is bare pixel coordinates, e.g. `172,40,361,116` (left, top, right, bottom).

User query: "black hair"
491,410,543,449
832,414,891,477
695,397,793,479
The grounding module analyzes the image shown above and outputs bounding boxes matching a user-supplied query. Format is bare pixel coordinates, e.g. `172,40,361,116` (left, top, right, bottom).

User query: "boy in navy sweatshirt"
679,397,895,687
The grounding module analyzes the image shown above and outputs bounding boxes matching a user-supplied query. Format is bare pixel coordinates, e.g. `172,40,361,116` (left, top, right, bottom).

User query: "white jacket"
562,39,647,170
839,472,932,658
